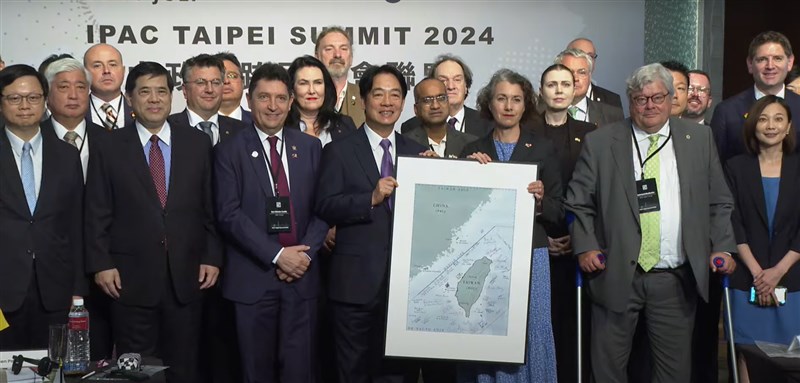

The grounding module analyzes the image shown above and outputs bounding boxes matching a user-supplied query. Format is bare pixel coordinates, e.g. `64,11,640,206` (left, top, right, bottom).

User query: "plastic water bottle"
64,298,91,374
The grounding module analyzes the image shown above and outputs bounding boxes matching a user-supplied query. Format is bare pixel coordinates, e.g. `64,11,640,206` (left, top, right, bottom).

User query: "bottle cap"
73,298,84,306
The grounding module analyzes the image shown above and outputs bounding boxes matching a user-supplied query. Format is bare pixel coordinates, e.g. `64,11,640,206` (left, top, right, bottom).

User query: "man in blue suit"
316,65,428,383
712,31,799,162
214,62,328,383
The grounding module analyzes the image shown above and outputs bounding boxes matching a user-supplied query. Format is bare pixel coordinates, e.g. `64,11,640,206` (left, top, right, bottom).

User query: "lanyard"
89,95,123,129
632,128,672,180
259,134,286,197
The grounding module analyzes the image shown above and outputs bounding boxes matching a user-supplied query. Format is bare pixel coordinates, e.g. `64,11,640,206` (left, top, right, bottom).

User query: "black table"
739,344,800,383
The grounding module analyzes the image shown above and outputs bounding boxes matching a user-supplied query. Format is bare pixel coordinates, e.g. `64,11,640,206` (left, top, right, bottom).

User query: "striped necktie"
100,103,117,130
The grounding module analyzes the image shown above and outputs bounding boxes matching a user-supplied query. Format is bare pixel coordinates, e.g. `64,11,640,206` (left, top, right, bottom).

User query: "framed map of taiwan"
385,156,537,364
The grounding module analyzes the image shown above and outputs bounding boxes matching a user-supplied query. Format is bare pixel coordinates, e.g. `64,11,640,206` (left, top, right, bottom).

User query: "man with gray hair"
566,63,737,382
315,26,365,127
566,37,623,108
555,48,624,127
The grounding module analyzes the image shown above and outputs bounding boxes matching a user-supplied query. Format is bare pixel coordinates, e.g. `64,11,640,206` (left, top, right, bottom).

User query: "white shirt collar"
220,106,243,121
254,126,285,144
574,95,588,113
52,119,87,141
136,121,171,147
91,93,123,110
754,84,786,100
451,106,466,123
5,127,43,155
363,122,396,151
632,119,671,143
186,109,219,128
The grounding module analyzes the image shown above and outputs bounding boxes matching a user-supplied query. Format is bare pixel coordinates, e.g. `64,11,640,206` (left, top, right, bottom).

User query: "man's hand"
709,252,736,274
95,269,122,299
276,268,295,283
467,152,492,164
578,250,606,273
198,264,220,289
419,150,439,158
277,245,311,279
371,177,398,206
323,227,336,251
547,235,572,256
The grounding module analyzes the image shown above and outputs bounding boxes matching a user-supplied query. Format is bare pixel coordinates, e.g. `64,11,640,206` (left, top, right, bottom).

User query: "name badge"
636,178,660,213
266,196,292,233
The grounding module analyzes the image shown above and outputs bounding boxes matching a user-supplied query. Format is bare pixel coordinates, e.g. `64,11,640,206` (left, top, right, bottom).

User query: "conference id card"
636,178,660,213
266,196,292,233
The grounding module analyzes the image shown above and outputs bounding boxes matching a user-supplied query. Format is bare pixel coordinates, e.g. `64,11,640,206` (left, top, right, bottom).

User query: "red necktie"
267,136,297,247
148,135,167,208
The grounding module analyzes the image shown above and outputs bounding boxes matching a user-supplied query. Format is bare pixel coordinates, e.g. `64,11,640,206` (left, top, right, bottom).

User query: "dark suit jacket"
315,128,427,305
0,126,85,312
403,126,477,158
340,83,365,128
167,109,246,144
587,98,625,128
214,126,328,302
725,153,800,291
460,128,564,246
400,106,492,138
240,107,253,127
566,118,736,312
40,117,108,178
589,84,623,109
711,88,800,162
85,122,222,307
286,114,357,143
85,98,134,129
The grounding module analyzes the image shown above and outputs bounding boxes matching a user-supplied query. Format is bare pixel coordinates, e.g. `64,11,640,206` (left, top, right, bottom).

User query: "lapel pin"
525,143,532,148
251,151,259,158
292,145,297,151
292,153,298,158
574,137,581,142
686,134,691,139
225,131,229,135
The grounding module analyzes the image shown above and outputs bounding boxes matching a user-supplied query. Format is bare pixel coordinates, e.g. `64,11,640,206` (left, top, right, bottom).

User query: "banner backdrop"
0,0,645,122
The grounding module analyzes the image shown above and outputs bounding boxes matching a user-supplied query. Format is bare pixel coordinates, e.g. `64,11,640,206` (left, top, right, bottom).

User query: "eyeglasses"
191,79,223,88
1,93,44,105
418,94,448,105
632,93,669,106
225,72,241,80
571,69,589,79
688,85,710,94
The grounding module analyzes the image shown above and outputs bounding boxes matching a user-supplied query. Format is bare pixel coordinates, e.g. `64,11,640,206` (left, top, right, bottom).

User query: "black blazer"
0,126,85,312
400,106,491,138
402,126,477,158
589,84,623,109
725,153,800,291
286,114,357,142
167,109,246,144
460,128,564,247
85,122,223,307
315,128,427,305
40,117,108,178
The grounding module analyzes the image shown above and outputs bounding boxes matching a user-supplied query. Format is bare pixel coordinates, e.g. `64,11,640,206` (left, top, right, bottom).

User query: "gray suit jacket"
565,117,736,312
587,98,624,128
402,126,477,158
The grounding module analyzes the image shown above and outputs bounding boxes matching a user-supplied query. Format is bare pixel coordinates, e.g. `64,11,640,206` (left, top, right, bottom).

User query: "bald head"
567,38,597,70
83,43,125,101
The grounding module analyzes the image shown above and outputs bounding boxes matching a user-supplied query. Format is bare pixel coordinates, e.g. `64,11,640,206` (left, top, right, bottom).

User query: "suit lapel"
773,154,797,230
123,125,162,208
0,130,31,218
509,130,535,162
244,127,275,198
284,130,303,198
670,121,695,228
354,128,380,187
34,133,59,217
610,122,639,222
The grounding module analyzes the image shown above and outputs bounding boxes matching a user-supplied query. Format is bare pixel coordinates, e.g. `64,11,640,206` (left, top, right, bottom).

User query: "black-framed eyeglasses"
417,94,448,105
1,93,44,105
632,93,669,106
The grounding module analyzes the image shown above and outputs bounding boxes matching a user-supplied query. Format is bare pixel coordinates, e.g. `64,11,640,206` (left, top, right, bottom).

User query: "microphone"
11,355,55,377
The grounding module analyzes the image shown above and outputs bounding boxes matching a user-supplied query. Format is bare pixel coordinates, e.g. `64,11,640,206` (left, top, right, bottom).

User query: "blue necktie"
21,142,36,214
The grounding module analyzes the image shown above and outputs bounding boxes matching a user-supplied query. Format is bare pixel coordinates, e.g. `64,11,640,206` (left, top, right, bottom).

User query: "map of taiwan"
406,184,516,336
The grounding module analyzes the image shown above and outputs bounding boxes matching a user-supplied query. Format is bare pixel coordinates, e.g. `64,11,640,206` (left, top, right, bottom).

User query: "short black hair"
358,64,408,100
38,53,74,76
212,52,241,70
660,60,690,85
180,53,225,83
0,64,48,97
247,62,291,97
125,61,174,95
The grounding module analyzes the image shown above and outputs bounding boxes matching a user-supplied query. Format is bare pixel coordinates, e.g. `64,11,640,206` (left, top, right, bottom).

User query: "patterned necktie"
21,142,36,214
100,103,117,130
198,121,214,144
638,134,662,271
267,136,297,247
148,135,167,208
63,131,79,148
568,106,579,119
447,117,457,130
379,139,394,210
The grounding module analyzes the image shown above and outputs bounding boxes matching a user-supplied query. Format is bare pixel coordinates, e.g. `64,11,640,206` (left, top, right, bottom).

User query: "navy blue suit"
214,126,328,382
711,88,800,162
241,107,253,127
315,127,426,383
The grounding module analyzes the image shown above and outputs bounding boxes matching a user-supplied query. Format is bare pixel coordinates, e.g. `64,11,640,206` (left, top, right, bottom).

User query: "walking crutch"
714,256,739,383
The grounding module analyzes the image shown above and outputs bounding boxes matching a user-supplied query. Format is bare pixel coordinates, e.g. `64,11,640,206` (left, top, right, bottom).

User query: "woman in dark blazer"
458,68,561,383
725,95,800,382
286,55,356,146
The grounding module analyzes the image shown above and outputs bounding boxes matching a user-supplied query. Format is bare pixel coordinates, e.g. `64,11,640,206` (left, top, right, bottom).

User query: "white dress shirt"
89,93,125,129
631,121,684,268
754,84,786,100
220,106,244,121
427,135,447,157
572,95,590,122
299,120,333,148
52,119,89,181
186,109,220,145
6,128,43,199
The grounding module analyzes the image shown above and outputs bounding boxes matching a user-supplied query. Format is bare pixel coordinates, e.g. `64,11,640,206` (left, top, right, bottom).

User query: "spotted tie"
148,135,167,208
638,134,662,271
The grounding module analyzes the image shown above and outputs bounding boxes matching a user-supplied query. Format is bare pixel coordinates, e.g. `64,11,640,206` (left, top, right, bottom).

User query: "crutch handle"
712,256,731,287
